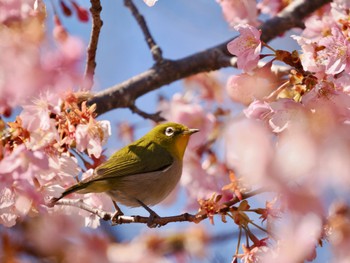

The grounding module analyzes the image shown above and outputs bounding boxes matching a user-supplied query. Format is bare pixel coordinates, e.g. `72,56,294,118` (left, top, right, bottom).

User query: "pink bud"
71,1,89,22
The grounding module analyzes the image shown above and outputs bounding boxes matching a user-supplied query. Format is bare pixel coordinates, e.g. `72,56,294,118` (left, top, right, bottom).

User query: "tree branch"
55,199,112,221
87,0,331,116
124,0,163,63
53,188,267,227
128,104,165,122
83,0,103,90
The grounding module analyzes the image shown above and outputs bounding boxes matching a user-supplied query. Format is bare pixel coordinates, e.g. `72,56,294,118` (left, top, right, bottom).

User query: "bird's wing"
90,139,174,182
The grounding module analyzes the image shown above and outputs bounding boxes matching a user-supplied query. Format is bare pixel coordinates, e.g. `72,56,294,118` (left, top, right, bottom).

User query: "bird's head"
148,122,199,159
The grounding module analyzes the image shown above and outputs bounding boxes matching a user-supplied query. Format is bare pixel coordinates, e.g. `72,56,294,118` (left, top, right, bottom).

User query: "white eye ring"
165,127,175,136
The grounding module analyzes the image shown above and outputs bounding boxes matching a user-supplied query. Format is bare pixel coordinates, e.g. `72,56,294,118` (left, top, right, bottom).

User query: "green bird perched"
48,122,199,226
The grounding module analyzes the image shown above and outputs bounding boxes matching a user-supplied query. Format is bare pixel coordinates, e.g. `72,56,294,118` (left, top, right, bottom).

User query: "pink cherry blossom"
257,0,286,16
301,13,335,41
0,30,43,113
75,119,111,158
0,26,84,115
226,62,278,105
181,151,228,209
0,144,50,226
224,118,274,186
331,0,350,21
0,144,49,184
64,232,110,263
0,187,17,227
273,129,317,182
184,72,224,102
332,71,350,92
317,26,350,75
27,213,85,255
235,244,269,263
53,15,69,43
20,95,61,150
292,35,324,77
0,0,44,24
244,100,272,120
217,0,258,27
333,0,350,9
261,214,322,263
227,24,262,72
293,25,350,76
302,81,350,123
20,95,60,132
268,99,308,133
41,154,80,184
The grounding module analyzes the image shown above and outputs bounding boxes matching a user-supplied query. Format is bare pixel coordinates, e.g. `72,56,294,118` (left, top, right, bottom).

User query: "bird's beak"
183,128,199,135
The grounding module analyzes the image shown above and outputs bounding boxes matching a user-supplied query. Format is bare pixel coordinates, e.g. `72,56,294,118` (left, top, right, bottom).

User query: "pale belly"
106,159,182,207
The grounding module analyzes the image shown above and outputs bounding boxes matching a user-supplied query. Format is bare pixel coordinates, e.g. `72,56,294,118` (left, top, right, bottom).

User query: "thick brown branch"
124,0,163,63
88,0,331,116
83,0,103,90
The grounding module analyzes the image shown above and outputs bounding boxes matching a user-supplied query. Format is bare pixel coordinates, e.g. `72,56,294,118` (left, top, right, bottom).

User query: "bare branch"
55,199,112,221
124,0,163,63
87,0,331,116
129,104,165,122
52,188,267,227
111,212,198,226
83,0,103,90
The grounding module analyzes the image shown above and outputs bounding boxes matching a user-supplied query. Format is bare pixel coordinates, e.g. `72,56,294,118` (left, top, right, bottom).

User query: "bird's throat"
174,135,190,160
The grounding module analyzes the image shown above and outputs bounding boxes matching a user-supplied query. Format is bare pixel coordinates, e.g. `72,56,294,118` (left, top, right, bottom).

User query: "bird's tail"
46,181,91,207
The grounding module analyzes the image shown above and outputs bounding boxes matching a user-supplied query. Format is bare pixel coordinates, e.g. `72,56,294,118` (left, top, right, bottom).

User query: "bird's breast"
107,158,183,207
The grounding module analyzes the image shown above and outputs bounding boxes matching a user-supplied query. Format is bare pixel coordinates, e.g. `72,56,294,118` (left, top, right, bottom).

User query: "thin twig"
124,0,163,63
265,80,290,102
129,104,165,122
55,199,112,221
222,187,270,210
83,0,103,90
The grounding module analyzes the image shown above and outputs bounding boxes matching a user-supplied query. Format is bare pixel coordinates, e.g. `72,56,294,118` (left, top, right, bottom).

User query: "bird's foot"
136,199,165,228
147,210,162,228
111,210,124,225
111,201,124,225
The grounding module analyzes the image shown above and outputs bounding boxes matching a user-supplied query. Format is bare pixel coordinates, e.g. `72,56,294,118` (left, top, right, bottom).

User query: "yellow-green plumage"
49,122,198,208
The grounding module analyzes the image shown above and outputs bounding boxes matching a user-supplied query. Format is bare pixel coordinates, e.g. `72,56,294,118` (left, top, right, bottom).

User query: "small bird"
48,122,199,226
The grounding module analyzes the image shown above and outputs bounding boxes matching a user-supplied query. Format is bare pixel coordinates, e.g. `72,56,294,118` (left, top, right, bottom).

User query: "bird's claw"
135,199,166,228
147,211,167,228
111,210,124,225
147,211,159,228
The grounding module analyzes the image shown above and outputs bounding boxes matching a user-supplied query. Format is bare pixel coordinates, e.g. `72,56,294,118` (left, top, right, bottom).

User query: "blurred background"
44,0,314,262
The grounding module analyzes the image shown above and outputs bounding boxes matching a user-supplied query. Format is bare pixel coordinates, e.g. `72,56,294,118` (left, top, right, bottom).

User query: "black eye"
165,127,175,136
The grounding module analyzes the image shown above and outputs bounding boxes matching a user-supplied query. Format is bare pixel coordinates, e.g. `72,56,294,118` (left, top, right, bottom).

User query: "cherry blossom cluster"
0,0,111,229
0,0,85,116
0,92,111,227
226,1,350,262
